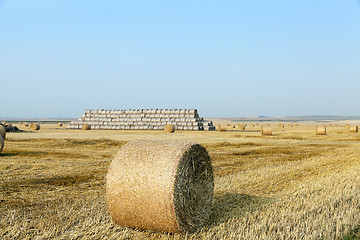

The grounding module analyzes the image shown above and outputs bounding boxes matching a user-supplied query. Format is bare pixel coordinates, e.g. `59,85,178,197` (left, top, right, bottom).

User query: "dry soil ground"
0,122,359,239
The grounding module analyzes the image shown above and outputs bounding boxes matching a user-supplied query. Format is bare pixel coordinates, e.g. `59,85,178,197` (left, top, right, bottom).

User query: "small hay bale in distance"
235,124,245,131
164,124,175,133
278,124,284,128
0,135,3,153
82,124,91,130
0,125,6,140
217,124,226,132
316,126,326,135
261,125,272,136
58,123,63,127
350,125,358,133
30,123,40,130
106,140,214,233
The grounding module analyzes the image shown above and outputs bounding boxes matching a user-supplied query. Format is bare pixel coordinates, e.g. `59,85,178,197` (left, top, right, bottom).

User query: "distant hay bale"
350,126,358,133
82,124,91,130
217,124,226,132
278,124,284,128
261,125,272,136
58,123,63,127
106,140,214,233
235,124,245,131
316,126,326,135
0,135,3,153
30,123,40,130
0,125,6,140
164,124,175,133
24,122,29,127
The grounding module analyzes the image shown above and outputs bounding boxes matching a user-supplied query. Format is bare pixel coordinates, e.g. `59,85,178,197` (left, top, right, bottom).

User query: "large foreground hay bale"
106,140,214,233
0,125,6,140
0,135,3,153
261,125,272,136
164,124,175,133
316,126,326,135
350,125,358,133
82,124,91,130
30,123,40,130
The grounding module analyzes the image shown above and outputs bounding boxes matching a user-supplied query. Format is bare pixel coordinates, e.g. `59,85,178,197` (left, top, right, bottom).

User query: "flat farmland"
1,122,359,239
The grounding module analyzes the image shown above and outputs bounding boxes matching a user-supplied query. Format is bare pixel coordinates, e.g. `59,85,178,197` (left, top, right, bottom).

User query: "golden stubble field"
0,122,359,239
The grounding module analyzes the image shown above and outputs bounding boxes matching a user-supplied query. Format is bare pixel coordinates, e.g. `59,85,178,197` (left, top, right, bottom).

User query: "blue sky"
0,0,359,118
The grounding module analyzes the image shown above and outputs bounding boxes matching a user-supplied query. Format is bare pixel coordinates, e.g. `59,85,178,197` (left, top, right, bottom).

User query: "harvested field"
0,123,359,239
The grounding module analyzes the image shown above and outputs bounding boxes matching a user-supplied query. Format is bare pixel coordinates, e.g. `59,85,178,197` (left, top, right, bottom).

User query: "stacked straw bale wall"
67,109,215,131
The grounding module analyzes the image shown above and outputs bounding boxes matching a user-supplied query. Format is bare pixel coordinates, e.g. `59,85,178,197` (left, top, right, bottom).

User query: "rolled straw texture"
106,140,214,233
316,126,326,135
30,123,40,130
82,124,91,130
164,124,175,133
0,125,6,140
0,135,3,153
261,125,272,136
350,126,358,133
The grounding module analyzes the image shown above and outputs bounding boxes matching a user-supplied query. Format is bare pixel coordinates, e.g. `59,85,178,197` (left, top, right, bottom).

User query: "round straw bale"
316,126,326,135
58,123,63,127
217,124,226,132
30,123,40,130
350,125,358,133
0,135,4,153
82,124,91,130
236,124,245,131
261,125,272,136
0,125,6,140
278,124,284,128
106,141,214,233
164,124,175,133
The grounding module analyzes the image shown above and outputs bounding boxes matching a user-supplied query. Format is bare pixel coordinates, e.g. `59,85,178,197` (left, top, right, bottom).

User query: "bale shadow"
209,192,276,226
